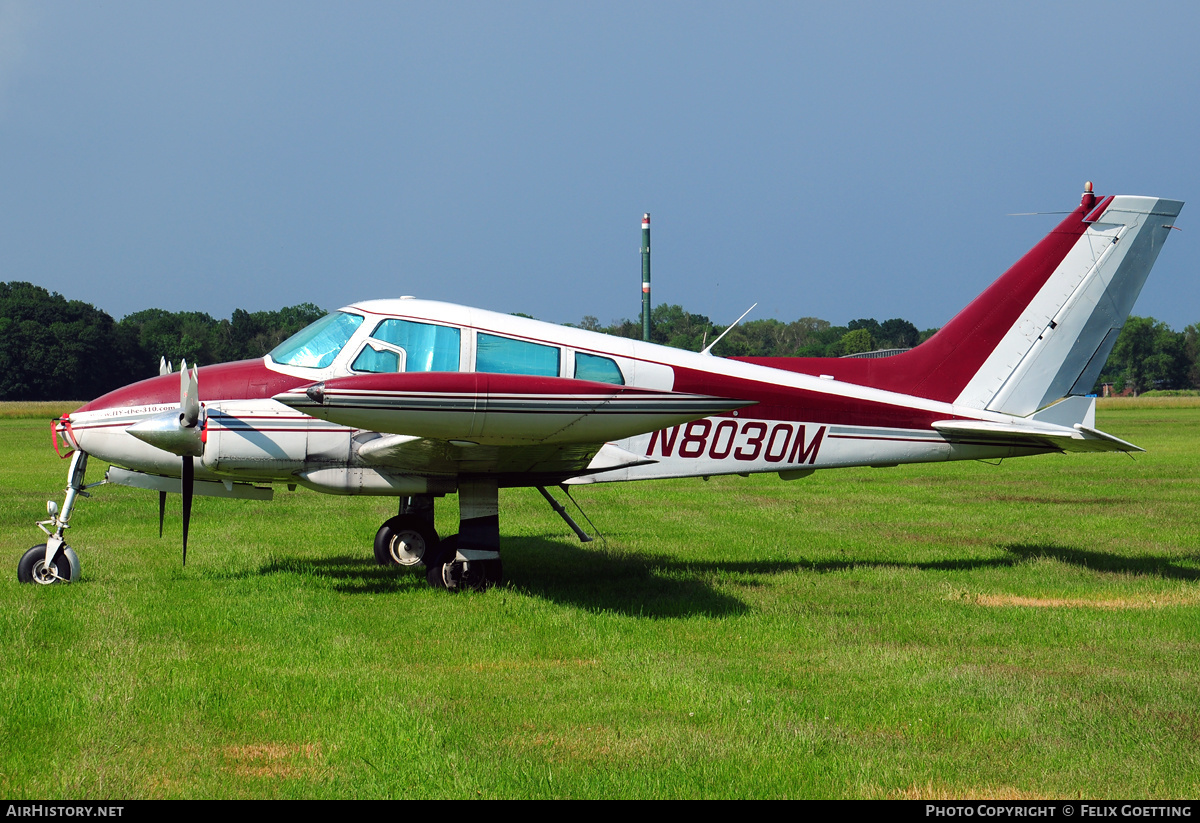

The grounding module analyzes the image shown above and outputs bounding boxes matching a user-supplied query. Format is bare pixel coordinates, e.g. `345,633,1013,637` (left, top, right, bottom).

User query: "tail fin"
943,191,1183,415
736,186,1183,415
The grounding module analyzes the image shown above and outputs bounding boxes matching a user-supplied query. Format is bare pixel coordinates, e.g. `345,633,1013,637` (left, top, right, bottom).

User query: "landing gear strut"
425,479,503,592
19,450,96,585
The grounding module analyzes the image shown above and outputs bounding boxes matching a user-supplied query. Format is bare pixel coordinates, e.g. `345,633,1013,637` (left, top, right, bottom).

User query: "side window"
352,343,401,374
575,352,624,385
477,333,560,376
353,319,460,374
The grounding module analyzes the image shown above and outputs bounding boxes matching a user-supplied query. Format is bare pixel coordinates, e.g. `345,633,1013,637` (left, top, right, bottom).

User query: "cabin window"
476,333,560,376
269,312,364,369
353,318,461,374
352,343,401,374
575,352,624,385
375,319,459,372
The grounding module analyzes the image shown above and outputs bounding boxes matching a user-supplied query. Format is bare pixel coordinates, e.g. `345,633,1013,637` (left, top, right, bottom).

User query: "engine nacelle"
294,467,455,496
201,401,351,480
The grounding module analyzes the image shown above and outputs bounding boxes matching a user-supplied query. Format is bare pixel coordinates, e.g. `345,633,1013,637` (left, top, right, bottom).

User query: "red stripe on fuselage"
730,203,1093,403
75,360,310,413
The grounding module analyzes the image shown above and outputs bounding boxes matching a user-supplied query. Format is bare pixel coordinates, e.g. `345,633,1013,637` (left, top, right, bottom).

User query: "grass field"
1,400,1197,798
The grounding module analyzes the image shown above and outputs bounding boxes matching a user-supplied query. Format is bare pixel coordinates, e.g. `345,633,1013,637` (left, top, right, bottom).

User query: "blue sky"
2,1,1196,332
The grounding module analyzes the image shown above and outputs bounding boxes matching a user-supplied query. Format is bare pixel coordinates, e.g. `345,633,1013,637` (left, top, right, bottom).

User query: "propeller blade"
158,491,166,538
182,455,193,566
180,360,200,428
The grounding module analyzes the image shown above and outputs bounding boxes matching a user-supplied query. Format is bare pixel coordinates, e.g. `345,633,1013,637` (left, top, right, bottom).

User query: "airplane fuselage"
61,299,1055,499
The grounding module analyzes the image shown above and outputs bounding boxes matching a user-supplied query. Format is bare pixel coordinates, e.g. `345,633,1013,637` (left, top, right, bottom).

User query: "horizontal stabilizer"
935,394,1139,453
932,417,1141,454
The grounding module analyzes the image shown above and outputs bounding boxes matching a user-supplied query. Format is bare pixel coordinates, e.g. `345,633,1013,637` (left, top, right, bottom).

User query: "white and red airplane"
21,184,1184,590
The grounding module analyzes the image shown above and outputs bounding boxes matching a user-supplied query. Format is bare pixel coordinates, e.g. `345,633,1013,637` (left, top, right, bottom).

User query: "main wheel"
481,557,503,589
425,536,455,589
17,544,81,585
425,537,502,592
374,515,439,568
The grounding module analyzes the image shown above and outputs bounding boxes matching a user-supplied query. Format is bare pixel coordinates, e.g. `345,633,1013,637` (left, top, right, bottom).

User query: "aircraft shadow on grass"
241,536,1199,619
247,535,786,617
1001,543,1200,582
796,542,1200,582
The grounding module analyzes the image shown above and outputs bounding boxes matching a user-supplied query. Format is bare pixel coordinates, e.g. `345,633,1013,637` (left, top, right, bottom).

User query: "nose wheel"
18,544,81,585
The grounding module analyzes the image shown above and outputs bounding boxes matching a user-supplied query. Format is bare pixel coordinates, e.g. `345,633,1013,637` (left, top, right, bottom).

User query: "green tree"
649,304,712,351
0,282,143,400
829,327,874,356
879,318,920,349
1102,316,1188,394
1184,324,1200,389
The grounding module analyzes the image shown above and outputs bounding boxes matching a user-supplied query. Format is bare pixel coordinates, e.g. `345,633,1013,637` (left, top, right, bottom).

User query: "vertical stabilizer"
954,194,1184,415
732,186,1183,415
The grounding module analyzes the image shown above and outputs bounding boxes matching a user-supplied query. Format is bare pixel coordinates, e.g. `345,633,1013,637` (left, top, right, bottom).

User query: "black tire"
374,515,439,568
483,558,504,589
17,544,80,585
425,536,455,589
426,536,502,592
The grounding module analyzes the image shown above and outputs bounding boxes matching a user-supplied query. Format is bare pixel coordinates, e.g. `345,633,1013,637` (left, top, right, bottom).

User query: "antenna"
701,303,757,356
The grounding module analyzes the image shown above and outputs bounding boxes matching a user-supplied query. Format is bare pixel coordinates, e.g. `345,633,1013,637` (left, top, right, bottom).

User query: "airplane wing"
276,372,753,444
275,372,752,479
351,434,654,478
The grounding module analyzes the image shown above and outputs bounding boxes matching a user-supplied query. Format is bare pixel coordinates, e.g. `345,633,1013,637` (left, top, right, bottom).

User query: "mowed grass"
0,400,1197,798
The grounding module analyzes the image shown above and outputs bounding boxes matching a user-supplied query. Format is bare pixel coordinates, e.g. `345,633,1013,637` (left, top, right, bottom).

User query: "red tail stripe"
731,203,1093,403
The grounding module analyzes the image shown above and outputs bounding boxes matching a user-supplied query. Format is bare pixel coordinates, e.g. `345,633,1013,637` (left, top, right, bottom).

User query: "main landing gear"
374,480,503,592
18,450,97,585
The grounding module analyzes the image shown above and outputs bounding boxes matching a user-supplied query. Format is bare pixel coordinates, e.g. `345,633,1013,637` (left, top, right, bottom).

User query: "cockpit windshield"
269,312,364,369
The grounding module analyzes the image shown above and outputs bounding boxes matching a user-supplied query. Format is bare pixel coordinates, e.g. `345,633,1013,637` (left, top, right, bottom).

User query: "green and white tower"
641,213,651,342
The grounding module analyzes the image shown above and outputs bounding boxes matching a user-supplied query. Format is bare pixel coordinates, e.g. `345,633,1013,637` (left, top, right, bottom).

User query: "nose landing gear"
18,450,97,585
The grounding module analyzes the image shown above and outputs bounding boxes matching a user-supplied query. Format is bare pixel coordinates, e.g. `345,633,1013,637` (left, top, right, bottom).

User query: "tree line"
1,281,1196,400
0,282,325,401
574,305,932,358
